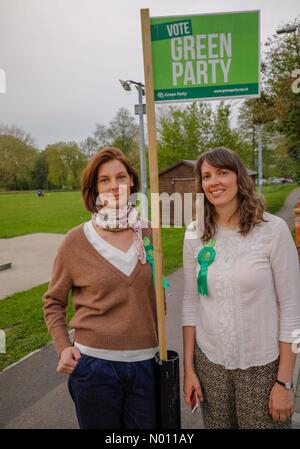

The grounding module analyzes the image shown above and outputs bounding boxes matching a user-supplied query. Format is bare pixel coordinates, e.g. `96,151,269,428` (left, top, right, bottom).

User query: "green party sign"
150,10,260,103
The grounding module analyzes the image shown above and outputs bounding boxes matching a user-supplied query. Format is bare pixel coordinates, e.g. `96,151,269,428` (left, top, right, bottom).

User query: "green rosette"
143,236,169,289
197,245,216,296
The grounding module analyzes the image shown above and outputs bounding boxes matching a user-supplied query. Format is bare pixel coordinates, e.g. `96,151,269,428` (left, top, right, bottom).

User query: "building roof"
159,160,257,177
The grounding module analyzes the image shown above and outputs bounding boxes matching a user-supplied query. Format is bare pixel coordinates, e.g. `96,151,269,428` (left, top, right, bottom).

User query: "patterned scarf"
92,203,146,264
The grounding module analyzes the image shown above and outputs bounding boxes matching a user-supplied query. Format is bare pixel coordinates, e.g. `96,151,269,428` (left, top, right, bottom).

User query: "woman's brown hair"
81,147,139,213
194,147,266,241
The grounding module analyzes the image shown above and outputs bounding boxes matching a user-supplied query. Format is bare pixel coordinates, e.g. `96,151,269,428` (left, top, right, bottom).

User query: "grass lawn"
0,284,74,372
0,190,186,273
0,191,90,238
1,185,296,238
162,227,185,275
0,184,297,371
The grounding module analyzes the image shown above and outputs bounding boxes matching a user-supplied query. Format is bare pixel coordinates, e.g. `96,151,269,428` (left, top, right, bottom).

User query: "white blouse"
182,212,300,370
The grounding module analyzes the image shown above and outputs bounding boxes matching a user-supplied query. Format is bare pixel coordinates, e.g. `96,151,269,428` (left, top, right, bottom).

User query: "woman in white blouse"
182,147,300,429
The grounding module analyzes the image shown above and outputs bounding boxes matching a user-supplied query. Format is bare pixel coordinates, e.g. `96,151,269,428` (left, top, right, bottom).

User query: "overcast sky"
0,0,299,149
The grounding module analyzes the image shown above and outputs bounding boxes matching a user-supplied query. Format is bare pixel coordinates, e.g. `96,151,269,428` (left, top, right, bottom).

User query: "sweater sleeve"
182,228,200,326
43,244,74,356
270,219,300,343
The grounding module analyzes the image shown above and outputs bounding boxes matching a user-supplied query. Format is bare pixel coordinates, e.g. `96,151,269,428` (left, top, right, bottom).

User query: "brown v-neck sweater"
43,224,158,356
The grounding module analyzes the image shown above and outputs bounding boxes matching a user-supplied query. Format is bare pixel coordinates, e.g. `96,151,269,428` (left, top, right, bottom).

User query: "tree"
107,108,139,157
238,90,284,174
238,101,260,169
0,135,38,190
158,106,188,169
210,103,239,148
238,18,300,179
60,143,87,188
93,124,111,149
90,108,139,156
157,101,252,170
157,102,213,169
31,150,49,190
80,136,99,159
44,144,68,188
45,142,87,189
209,102,256,169
0,124,35,146
83,108,140,169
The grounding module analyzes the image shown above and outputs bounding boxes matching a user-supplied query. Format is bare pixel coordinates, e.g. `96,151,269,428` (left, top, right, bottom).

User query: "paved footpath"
276,186,300,231
0,233,64,299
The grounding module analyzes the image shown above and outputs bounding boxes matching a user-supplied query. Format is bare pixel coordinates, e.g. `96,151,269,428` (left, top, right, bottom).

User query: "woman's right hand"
183,369,204,405
57,346,81,374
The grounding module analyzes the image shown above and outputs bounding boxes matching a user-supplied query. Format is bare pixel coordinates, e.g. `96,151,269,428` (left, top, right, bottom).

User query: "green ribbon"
197,239,216,296
143,236,169,289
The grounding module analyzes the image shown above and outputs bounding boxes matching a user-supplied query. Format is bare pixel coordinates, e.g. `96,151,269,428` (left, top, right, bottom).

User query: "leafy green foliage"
0,191,90,238
0,135,39,190
45,142,87,189
238,18,300,179
158,101,252,170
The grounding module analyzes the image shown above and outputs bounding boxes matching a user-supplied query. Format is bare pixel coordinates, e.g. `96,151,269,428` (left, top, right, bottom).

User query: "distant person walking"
36,189,44,197
182,147,300,429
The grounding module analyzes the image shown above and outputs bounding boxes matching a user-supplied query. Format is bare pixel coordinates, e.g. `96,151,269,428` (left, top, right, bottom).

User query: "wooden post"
295,201,300,262
141,8,167,361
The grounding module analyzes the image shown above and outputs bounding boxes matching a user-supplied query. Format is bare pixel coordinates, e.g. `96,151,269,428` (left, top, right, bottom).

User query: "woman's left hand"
268,383,295,421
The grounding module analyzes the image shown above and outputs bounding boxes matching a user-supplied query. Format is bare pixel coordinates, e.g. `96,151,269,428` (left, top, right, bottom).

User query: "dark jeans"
68,353,157,429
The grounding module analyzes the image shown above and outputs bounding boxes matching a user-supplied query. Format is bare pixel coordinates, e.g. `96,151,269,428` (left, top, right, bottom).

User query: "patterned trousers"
194,344,292,429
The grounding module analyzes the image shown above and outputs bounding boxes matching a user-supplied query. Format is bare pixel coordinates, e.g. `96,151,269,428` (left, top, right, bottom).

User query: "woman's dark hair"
81,147,139,213
194,147,266,240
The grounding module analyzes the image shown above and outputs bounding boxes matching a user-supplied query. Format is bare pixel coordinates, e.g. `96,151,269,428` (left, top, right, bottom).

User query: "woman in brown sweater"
43,147,158,429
